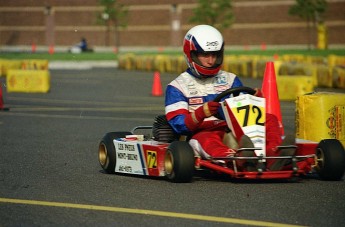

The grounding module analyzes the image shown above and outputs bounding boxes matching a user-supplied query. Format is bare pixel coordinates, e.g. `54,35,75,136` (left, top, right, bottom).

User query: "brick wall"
0,0,344,48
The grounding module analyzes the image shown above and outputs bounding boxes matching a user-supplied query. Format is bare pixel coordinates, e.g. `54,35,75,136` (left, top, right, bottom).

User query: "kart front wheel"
165,141,195,183
98,131,132,174
315,139,345,181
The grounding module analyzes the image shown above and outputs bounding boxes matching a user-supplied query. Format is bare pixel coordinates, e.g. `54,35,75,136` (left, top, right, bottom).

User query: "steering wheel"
212,87,256,120
213,86,256,102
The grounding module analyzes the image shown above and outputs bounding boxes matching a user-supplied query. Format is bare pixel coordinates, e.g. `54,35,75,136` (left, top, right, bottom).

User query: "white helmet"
183,25,224,78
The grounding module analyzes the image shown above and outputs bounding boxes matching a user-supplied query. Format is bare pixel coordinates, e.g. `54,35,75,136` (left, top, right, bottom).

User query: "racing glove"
185,101,220,131
254,88,263,97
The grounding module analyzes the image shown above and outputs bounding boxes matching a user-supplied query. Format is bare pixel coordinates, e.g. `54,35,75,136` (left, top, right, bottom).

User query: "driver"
165,25,265,167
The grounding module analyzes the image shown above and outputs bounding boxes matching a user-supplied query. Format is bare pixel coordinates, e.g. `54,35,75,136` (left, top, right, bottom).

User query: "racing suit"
165,68,283,160
165,68,243,158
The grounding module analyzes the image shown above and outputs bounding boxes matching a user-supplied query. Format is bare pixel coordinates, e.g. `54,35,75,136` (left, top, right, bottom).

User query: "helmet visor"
190,50,223,70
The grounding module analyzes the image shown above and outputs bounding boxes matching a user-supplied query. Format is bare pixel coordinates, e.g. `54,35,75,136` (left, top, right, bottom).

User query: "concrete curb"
49,60,118,70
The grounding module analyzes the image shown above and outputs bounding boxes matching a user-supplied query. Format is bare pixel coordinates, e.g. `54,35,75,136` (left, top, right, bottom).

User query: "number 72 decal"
146,150,157,168
232,105,265,127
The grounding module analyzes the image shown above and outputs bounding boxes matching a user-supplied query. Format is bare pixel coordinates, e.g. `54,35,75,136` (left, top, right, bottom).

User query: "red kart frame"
98,87,345,183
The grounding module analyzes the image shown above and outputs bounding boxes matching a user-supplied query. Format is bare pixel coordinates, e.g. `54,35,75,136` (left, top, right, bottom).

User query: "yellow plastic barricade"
296,92,345,146
306,56,326,65
21,59,49,70
281,54,305,63
277,75,314,101
176,56,186,74
316,65,332,88
153,55,165,73
6,69,50,93
0,59,22,77
121,54,135,70
328,55,345,68
332,66,345,89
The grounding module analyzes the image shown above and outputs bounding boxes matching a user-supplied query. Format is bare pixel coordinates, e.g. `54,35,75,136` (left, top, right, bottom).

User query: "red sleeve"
266,113,282,155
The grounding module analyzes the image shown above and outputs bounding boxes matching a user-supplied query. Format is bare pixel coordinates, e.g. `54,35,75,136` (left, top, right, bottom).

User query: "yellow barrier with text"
296,92,345,146
332,66,345,89
0,59,22,77
21,59,49,70
6,70,50,93
277,75,314,101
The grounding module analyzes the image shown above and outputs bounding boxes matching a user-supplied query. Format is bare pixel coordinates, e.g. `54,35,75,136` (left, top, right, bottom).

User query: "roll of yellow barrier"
6,69,50,93
316,65,332,88
176,56,186,74
0,59,22,77
332,66,345,89
306,56,326,65
122,54,135,70
21,59,49,70
0,59,4,77
296,92,345,146
281,54,305,63
255,60,268,79
328,55,345,68
155,55,172,73
276,75,314,101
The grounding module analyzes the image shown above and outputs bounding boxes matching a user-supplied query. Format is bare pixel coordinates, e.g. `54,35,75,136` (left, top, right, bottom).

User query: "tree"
97,0,128,52
288,0,328,49
189,0,234,31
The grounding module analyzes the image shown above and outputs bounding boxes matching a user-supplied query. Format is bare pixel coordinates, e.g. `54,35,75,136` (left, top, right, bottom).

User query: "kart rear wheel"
315,139,345,181
98,132,132,174
165,141,195,183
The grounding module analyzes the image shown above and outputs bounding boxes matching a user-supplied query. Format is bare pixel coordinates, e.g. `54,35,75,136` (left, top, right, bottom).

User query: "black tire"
315,139,345,181
164,141,195,183
98,131,132,174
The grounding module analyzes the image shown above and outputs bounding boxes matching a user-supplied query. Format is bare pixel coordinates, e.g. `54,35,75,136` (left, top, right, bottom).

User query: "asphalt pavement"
0,67,344,226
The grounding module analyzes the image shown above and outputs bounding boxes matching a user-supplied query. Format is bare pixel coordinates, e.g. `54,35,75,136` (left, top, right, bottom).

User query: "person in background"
79,38,88,52
69,37,92,53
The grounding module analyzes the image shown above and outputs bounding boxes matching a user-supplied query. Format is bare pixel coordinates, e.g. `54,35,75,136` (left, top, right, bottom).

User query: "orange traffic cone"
262,62,284,135
31,42,36,53
48,45,54,55
0,83,9,111
152,71,163,96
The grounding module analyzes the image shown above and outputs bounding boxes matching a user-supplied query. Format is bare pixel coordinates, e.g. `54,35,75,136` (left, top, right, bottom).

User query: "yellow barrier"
305,55,326,65
6,70,50,93
276,62,317,86
277,75,314,101
21,59,49,70
154,55,171,73
176,56,186,74
281,54,306,63
120,54,136,70
296,92,345,146
332,66,345,89
117,54,345,90
1,59,49,77
0,59,22,77
248,56,273,78
328,55,345,68
316,65,332,88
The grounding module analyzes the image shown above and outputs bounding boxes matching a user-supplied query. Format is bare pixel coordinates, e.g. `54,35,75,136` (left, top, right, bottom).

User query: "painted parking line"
0,197,304,227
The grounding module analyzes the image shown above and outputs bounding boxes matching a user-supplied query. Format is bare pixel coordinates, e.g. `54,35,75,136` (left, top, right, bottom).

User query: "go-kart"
98,87,345,182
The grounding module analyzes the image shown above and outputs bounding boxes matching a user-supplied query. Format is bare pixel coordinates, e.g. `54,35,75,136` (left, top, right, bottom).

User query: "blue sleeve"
232,76,243,88
165,85,187,106
165,85,192,135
